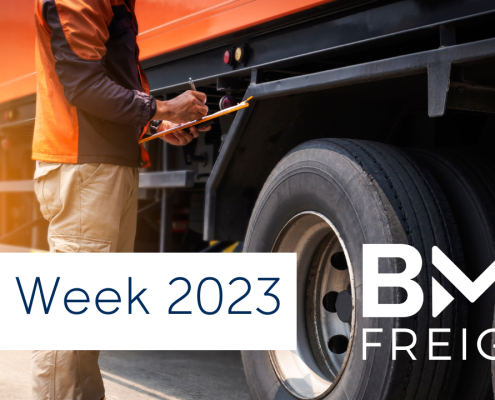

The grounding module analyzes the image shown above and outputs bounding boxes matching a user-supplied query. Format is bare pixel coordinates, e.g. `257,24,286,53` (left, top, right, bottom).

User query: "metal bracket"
139,171,195,189
447,82,495,114
0,180,34,192
428,61,451,117
251,68,262,85
439,25,456,48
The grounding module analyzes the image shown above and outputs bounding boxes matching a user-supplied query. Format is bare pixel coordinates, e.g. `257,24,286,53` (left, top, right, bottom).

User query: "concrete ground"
0,351,251,400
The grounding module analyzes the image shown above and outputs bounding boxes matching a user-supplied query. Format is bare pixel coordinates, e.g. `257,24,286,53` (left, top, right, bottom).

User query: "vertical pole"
0,141,7,237
159,188,166,253
159,188,173,252
31,196,39,249
159,139,172,252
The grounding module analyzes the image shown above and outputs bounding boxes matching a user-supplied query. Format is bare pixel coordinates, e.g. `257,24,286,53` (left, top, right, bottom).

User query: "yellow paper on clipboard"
139,96,253,144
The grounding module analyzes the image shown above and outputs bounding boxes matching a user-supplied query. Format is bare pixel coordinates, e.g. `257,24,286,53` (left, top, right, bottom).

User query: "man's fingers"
194,102,208,117
173,131,189,146
193,98,206,108
175,130,196,145
188,127,201,138
197,124,212,132
185,91,208,120
190,90,207,104
191,125,211,134
193,111,207,120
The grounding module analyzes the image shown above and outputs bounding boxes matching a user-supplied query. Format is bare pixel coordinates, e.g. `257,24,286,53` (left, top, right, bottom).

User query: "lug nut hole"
322,291,339,313
331,251,348,270
328,335,349,354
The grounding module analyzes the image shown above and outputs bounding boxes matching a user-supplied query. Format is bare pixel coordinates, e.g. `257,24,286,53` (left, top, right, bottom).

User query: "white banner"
0,253,296,350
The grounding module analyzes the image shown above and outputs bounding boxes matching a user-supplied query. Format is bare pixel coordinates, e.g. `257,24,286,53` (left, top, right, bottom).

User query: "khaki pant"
31,351,105,400
32,161,139,399
34,162,139,252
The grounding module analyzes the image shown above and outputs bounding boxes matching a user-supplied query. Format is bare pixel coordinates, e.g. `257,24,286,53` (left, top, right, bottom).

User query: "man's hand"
158,120,211,146
155,91,208,123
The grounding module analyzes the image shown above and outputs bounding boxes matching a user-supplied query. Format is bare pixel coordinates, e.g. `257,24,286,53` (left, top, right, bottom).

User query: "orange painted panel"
136,0,230,33
0,0,37,105
0,0,333,105
135,0,334,59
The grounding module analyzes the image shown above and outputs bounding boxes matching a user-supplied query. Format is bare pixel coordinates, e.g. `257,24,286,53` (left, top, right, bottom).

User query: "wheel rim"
269,212,355,399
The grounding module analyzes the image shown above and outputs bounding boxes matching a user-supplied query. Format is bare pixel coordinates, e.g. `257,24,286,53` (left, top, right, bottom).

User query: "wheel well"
210,72,494,241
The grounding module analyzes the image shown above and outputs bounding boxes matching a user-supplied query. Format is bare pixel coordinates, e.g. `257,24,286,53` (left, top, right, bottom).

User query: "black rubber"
242,139,466,400
409,148,495,400
493,311,495,398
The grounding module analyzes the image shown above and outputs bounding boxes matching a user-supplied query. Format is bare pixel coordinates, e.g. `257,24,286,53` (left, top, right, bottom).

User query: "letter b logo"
363,244,424,318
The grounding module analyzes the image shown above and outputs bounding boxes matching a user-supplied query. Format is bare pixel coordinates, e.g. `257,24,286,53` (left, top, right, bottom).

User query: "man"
32,0,209,398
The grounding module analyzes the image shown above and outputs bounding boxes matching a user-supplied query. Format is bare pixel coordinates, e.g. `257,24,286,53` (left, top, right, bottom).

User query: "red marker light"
223,50,233,65
219,95,237,110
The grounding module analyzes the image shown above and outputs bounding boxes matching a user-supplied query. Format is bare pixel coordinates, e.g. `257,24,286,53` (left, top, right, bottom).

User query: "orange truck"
1,1,495,399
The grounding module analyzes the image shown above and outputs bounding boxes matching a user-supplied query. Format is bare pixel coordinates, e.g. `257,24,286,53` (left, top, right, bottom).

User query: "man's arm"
42,0,158,126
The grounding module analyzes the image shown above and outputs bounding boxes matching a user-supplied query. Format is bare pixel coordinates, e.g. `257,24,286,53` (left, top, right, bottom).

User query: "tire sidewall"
244,142,410,400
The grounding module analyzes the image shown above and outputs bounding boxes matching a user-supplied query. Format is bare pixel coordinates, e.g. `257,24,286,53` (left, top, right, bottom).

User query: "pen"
189,77,196,91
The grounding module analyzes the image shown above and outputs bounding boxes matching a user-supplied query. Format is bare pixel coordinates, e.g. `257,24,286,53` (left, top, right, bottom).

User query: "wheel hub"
269,212,355,399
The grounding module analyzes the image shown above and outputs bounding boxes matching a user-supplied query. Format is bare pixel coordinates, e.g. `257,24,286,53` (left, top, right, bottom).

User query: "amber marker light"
234,46,245,63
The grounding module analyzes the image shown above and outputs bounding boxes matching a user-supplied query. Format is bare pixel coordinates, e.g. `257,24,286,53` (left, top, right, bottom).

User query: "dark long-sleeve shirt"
33,0,155,167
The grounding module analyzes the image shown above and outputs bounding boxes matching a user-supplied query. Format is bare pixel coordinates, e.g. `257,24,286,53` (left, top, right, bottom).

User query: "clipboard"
139,96,253,144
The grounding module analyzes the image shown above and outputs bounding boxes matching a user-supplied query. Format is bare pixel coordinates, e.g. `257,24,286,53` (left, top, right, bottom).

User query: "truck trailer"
1,0,495,399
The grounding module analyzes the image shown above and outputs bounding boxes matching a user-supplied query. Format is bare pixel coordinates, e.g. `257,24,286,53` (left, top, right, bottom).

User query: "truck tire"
410,149,495,400
242,139,465,400
493,312,495,399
